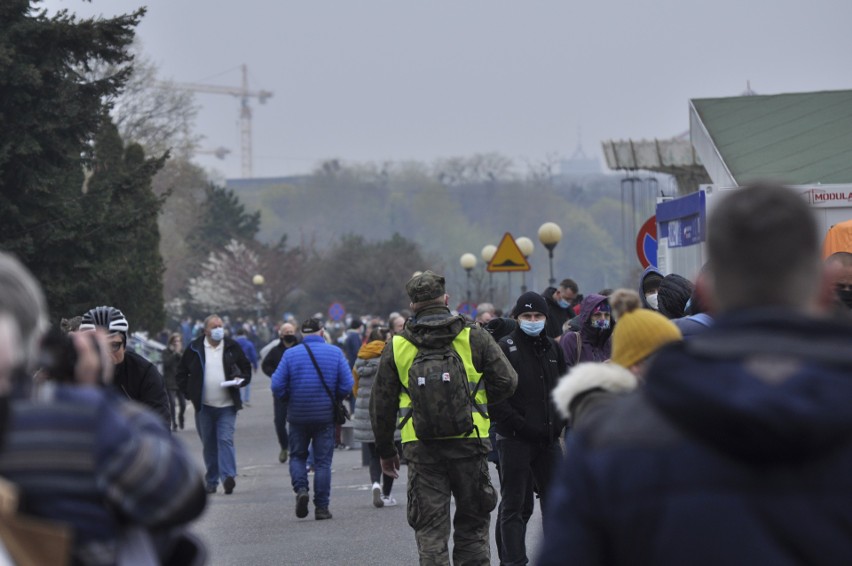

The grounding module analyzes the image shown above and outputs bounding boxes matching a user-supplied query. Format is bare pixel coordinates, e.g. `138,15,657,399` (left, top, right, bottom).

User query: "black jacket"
176,336,252,411
490,327,567,443
542,287,570,339
261,337,299,377
113,350,171,427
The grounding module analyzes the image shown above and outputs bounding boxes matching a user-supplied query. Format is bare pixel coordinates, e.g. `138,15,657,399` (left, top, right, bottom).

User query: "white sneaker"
381,495,398,507
372,482,383,508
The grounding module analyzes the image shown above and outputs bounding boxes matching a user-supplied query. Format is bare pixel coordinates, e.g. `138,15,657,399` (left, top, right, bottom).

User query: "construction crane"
156,64,272,178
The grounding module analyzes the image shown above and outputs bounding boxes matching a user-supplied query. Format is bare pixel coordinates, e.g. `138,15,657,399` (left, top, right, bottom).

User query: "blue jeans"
196,405,237,488
289,422,334,509
240,383,251,403
273,396,289,450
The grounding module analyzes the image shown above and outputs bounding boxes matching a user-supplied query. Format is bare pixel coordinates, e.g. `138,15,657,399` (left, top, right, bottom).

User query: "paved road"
178,370,543,565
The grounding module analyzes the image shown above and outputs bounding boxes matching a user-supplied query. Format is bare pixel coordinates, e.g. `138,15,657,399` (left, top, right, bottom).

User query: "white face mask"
645,293,659,310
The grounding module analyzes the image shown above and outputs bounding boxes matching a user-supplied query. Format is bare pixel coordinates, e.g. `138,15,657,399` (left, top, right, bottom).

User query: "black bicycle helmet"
79,305,129,336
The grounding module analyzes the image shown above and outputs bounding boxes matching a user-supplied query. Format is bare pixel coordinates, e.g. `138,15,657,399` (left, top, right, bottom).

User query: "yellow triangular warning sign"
487,233,531,272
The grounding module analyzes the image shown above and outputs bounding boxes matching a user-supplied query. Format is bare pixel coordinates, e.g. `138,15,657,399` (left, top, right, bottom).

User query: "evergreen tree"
82,119,167,331
191,184,261,254
0,1,143,318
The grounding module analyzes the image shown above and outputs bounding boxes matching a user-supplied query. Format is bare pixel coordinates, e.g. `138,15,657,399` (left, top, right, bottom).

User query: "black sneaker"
205,485,216,494
223,476,236,495
295,489,309,518
315,507,332,520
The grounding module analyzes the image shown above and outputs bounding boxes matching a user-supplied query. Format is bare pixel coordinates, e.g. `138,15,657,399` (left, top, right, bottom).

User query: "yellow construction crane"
156,64,272,178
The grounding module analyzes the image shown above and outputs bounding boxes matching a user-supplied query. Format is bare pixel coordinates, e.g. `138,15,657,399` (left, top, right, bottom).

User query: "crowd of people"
1,182,852,565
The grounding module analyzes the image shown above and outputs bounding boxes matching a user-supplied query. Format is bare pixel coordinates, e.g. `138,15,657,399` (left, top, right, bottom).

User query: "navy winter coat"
539,309,852,565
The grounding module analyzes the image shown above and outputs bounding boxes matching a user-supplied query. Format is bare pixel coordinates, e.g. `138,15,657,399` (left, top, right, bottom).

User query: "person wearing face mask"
559,294,614,369
639,266,664,310
489,291,567,566
177,313,252,495
541,278,579,340
262,322,301,463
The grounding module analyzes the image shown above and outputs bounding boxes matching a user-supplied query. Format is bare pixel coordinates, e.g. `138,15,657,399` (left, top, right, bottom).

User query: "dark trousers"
366,441,398,496
273,396,288,450
167,388,186,429
497,436,561,566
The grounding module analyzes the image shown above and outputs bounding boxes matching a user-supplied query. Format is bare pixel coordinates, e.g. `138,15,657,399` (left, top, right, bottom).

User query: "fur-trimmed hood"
551,362,637,419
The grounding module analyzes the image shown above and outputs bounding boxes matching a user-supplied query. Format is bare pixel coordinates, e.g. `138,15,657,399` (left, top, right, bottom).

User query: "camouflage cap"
406,270,446,303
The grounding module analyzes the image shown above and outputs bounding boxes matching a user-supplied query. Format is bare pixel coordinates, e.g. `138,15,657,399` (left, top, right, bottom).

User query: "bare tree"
86,41,200,158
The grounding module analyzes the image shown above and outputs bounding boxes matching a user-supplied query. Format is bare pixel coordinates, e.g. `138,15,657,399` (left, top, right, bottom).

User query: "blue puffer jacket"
539,309,852,565
271,335,354,425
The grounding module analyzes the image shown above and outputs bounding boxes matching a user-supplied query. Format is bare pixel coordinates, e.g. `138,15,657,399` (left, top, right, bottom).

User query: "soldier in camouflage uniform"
370,271,518,566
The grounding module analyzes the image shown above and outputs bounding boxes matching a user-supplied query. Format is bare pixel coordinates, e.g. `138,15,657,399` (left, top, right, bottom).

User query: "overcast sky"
43,0,852,180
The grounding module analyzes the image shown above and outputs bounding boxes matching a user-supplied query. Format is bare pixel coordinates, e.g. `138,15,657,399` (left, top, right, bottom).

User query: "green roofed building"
690,89,852,187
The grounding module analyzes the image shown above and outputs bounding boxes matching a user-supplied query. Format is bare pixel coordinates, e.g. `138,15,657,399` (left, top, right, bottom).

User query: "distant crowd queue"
1,183,852,565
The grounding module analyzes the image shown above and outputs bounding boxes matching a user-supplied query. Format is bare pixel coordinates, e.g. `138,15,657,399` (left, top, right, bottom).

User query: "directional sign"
328,302,346,322
487,232,531,272
636,215,658,269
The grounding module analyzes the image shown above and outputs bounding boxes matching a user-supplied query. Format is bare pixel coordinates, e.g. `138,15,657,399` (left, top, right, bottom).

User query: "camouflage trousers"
406,454,498,566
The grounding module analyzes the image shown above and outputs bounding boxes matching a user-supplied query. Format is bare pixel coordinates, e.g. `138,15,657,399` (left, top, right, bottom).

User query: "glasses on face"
107,341,123,353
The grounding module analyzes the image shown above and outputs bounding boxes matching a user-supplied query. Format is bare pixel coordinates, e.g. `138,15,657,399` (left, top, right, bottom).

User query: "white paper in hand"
220,377,245,388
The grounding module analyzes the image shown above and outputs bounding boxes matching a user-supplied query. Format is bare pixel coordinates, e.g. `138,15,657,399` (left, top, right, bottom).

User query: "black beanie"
657,274,695,319
512,292,549,318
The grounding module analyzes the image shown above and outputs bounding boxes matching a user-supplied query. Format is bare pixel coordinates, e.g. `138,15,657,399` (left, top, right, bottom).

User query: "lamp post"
460,253,477,307
252,274,265,319
538,222,562,286
481,244,497,304
515,237,534,294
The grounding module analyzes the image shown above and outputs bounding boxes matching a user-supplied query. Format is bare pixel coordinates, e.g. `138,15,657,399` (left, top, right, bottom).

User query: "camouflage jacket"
370,305,517,462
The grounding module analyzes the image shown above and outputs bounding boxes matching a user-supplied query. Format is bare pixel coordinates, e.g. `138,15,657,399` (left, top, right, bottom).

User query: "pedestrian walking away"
271,317,353,520
371,270,518,565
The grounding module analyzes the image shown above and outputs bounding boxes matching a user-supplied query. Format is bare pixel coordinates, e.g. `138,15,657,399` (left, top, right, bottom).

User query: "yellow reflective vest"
392,328,489,443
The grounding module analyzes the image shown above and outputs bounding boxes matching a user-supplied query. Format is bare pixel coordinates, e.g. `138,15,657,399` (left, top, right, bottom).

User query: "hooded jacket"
638,265,664,309
539,308,852,565
352,340,400,443
370,305,517,462
559,294,613,367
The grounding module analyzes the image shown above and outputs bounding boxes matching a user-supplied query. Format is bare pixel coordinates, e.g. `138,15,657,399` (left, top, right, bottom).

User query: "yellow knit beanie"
610,288,682,368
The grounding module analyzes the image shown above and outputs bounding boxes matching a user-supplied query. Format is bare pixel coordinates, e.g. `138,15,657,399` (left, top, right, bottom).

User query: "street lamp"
481,244,497,304
515,237,534,294
538,222,562,286
460,253,477,307
252,274,265,319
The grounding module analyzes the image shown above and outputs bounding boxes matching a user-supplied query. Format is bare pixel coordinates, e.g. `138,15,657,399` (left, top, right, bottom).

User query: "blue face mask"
591,318,610,330
519,320,546,336
210,327,225,341
557,299,571,309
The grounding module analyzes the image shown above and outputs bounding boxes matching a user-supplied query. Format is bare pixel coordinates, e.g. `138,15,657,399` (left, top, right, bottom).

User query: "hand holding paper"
220,377,245,388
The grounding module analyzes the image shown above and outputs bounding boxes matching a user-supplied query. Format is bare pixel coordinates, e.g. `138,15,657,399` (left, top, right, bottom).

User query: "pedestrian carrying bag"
303,343,350,425
397,333,486,440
